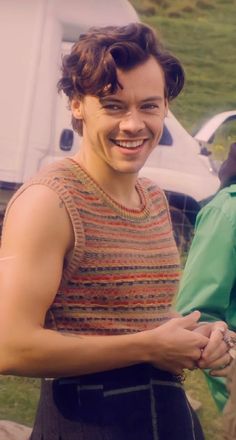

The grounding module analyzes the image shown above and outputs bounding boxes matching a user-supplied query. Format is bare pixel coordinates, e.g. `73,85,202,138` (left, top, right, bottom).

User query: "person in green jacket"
176,142,236,412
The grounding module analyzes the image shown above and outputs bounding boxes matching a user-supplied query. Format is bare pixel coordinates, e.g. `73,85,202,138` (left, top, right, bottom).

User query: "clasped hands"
148,311,235,376
194,320,235,377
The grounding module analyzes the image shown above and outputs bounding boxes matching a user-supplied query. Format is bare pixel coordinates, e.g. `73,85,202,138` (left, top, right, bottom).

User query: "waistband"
47,364,184,390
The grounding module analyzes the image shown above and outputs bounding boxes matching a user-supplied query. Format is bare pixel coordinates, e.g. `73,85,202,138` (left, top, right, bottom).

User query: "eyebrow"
99,97,123,103
141,96,164,102
99,96,163,103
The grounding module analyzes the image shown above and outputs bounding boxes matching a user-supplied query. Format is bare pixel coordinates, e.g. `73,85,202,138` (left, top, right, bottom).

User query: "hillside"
130,0,236,132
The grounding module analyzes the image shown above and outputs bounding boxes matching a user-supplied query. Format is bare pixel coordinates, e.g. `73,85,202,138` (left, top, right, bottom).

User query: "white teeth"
114,140,144,148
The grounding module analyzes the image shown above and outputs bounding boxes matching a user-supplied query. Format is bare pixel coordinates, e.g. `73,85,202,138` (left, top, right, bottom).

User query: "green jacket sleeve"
176,203,236,324
175,193,236,411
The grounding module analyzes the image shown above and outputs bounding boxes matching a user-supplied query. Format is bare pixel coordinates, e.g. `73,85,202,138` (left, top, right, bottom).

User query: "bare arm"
0,185,209,378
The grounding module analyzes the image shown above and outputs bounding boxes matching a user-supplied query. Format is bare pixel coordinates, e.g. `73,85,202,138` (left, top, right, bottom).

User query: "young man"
0,23,230,439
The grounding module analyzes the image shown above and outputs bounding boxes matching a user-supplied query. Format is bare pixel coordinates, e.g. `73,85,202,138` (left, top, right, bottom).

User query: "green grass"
185,370,223,440
0,376,39,427
130,0,236,133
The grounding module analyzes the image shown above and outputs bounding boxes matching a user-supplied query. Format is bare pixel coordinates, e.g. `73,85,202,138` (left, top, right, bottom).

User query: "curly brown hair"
57,22,185,135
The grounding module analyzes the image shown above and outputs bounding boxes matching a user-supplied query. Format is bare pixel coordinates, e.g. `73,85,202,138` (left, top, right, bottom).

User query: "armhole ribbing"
4,177,85,281
139,177,172,224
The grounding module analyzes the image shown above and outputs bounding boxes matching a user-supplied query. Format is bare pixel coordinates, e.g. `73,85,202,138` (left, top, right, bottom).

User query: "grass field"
130,0,236,133
0,1,234,438
0,377,39,427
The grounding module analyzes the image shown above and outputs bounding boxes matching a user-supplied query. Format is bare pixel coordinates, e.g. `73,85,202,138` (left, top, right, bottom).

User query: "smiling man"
71,56,167,182
0,23,230,440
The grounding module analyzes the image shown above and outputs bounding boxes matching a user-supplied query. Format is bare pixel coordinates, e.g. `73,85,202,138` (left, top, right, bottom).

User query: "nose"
119,110,145,133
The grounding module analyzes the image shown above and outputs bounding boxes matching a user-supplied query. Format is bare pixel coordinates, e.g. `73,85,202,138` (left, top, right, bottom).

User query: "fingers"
151,314,209,373
210,358,233,377
199,351,232,371
175,311,201,330
193,322,213,337
211,321,228,333
199,327,228,365
177,348,203,371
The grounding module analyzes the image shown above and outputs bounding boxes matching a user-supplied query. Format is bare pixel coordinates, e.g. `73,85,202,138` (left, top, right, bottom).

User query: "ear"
71,98,83,119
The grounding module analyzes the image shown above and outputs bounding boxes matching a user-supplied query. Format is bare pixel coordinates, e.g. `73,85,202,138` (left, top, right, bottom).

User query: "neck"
73,152,141,209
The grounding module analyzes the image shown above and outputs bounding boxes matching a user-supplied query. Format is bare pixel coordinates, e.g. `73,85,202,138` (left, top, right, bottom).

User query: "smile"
111,139,145,149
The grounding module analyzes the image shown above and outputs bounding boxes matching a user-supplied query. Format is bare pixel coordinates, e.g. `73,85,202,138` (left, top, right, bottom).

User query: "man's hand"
194,321,233,375
146,311,209,375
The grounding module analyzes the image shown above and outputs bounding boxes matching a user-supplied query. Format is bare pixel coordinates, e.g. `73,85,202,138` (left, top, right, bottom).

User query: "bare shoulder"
0,185,73,343
1,184,73,255
7,183,66,211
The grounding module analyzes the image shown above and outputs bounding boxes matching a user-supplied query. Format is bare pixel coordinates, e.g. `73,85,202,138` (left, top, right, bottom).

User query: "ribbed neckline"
66,157,151,221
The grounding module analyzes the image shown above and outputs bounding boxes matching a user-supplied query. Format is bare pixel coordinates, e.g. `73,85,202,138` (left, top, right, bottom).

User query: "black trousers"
30,364,205,440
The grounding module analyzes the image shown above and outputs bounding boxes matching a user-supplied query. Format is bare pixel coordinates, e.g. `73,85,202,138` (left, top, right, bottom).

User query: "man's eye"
103,104,122,111
141,103,159,110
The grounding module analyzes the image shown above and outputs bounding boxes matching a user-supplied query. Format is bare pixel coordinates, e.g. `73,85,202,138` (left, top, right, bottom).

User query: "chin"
115,165,142,175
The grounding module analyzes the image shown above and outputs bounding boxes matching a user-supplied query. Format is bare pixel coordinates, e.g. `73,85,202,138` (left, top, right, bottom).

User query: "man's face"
72,56,168,177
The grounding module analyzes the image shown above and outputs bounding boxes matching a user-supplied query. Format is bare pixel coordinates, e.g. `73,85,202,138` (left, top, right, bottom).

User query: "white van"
0,0,219,249
0,0,138,200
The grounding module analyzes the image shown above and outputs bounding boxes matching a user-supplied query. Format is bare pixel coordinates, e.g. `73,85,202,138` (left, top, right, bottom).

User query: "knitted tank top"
7,158,180,335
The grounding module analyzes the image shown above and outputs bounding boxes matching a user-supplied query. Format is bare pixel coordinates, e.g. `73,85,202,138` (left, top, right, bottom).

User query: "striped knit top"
8,158,180,335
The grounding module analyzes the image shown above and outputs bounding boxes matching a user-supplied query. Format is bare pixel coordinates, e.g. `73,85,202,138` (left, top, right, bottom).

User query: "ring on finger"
215,328,236,351
224,331,234,346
